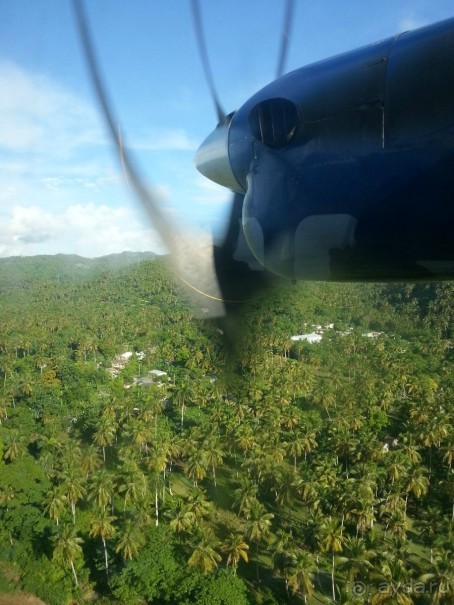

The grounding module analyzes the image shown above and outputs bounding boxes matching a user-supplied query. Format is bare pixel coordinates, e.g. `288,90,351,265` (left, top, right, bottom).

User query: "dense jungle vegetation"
0,253,452,604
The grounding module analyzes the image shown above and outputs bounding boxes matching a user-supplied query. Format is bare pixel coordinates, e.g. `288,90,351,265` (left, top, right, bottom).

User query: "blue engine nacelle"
196,18,454,282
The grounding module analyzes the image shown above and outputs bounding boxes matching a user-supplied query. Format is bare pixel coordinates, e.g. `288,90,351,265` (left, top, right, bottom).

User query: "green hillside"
0,252,158,291
0,255,452,604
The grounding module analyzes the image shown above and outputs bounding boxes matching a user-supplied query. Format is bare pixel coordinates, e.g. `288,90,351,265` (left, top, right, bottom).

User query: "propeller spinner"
194,116,242,193
195,93,303,280
192,0,300,282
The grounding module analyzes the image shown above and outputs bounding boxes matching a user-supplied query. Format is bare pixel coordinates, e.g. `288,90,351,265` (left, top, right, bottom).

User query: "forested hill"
0,251,159,290
0,255,452,604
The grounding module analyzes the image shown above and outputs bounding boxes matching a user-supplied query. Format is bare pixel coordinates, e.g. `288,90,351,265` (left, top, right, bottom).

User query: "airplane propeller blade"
276,0,296,78
190,0,227,125
193,0,298,285
72,0,227,318
74,0,298,335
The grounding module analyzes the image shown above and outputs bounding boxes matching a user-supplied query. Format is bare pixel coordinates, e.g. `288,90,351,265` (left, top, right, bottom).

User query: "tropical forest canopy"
0,253,452,604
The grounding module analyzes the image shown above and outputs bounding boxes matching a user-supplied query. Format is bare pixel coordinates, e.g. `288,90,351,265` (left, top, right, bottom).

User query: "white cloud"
0,61,222,257
0,203,166,258
40,173,119,192
0,61,126,216
0,61,104,157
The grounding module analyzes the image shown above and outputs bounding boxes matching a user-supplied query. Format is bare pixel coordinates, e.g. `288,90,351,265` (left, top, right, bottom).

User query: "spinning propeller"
73,0,296,333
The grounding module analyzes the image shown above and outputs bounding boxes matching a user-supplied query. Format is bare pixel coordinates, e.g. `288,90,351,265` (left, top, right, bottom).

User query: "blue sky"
1,0,453,257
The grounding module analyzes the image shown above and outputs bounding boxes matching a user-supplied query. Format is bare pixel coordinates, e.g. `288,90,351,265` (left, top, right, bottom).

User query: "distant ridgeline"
0,252,160,289
0,253,452,338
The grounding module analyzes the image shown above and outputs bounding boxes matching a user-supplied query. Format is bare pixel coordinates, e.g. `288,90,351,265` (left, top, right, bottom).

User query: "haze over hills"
0,251,160,287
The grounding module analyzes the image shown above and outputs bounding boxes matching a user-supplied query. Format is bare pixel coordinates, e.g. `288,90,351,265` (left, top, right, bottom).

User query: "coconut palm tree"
246,501,274,580
295,475,321,512
169,499,196,539
221,533,249,575
280,406,301,431
44,487,67,526
52,525,84,587
300,429,319,461
172,380,193,430
115,519,145,560
371,556,415,605
386,452,408,486
416,506,441,563
185,491,211,524
380,492,406,520
348,498,376,538
274,468,297,508
60,441,82,470
145,443,168,526
421,419,449,477
402,465,429,514
203,437,224,488
420,549,453,604
76,338,91,362
284,432,305,471
180,426,203,458
232,479,259,519
142,390,164,438
80,445,102,479
339,536,374,584
89,509,116,577
117,462,147,511
188,536,222,575
87,470,115,512
387,510,408,541
235,427,258,455
328,426,358,477
286,549,316,604
400,437,422,465
3,431,24,461
60,467,86,524
87,339,98,362
93,418,116,463
18,374,33,397
322,516,345,602
185,450,208,488
123,418,151,453
101,400,118,424
133,495,154,529
302,510,326,567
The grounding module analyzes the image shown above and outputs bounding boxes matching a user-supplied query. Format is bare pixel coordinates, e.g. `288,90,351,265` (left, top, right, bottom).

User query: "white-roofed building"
291,333,322,344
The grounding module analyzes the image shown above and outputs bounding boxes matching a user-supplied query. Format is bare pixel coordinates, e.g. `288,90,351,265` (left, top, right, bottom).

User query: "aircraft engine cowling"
196,17,454,282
